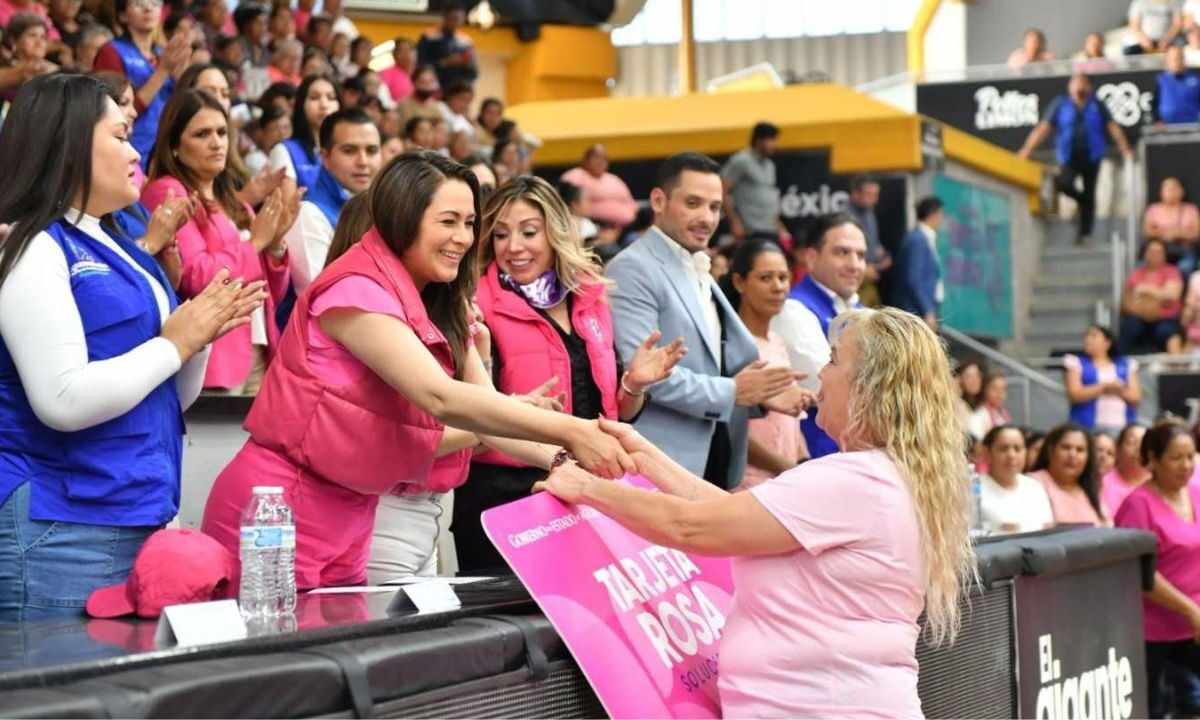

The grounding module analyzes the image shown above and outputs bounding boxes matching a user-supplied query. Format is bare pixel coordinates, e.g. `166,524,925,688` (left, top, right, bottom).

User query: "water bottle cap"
251,486,284,494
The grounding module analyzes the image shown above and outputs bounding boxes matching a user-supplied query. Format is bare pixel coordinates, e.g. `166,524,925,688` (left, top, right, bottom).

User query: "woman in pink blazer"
144,89,297,393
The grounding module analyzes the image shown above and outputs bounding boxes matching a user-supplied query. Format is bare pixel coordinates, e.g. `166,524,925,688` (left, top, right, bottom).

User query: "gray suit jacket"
605,227,760,488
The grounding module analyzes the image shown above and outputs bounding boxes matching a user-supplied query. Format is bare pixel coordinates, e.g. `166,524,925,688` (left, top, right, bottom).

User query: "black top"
535,296,603,421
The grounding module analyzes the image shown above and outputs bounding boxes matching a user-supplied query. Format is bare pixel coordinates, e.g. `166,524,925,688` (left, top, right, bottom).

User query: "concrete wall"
964,0,1130,67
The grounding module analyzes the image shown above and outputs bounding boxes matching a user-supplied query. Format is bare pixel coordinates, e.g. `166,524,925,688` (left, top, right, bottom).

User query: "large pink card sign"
481,475,734,719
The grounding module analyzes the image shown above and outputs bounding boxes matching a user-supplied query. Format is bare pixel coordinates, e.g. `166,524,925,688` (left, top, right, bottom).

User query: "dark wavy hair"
0,74,113,289
368,151,481,377
1033,422,1101,517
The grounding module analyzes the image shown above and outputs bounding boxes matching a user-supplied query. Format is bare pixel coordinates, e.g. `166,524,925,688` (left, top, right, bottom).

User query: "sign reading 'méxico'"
482,476,735,719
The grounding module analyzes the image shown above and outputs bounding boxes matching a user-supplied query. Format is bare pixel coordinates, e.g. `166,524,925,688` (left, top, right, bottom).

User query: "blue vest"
788,275,861,459
1053,96,1109,165
283,137,322,190
0,220,184,527
1068,355,1137,429
111,38,172,168
1158,71,1200,125
307,166,350,226
113,201,150,243
275,166,349,333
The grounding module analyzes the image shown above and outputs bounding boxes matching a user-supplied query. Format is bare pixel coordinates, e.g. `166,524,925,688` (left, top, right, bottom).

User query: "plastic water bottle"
239,486,296,619
967,464,986,538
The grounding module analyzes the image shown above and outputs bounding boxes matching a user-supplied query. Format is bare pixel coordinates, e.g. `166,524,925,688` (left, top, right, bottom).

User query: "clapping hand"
239,166,287,207
160,268,267,362
624,330,687,394
250,189,286,253
143,187,195,255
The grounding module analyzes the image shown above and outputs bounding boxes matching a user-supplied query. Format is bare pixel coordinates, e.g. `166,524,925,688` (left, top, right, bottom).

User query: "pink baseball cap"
86,528,234,619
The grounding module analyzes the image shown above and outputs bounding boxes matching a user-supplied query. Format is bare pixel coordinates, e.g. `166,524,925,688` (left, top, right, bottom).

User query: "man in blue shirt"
1018,73,1134,244
1157,45,1200,124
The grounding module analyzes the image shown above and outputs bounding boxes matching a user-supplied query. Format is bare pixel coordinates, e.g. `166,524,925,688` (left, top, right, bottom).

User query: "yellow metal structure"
907,0,943,78
352,17,616,105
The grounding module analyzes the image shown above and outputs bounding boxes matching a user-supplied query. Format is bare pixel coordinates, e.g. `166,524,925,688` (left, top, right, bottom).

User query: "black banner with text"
916,70,1158,155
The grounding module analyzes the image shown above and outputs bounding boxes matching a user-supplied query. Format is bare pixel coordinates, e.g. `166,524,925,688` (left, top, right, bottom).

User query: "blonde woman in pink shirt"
537,307,975,718
1029,422,1106,526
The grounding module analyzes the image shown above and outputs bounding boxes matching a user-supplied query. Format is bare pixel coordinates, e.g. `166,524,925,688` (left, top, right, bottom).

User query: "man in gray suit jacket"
605,152,799,489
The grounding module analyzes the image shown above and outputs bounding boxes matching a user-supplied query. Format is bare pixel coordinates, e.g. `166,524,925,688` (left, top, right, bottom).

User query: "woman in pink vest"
201,152,633,590
144,89,297,394
448,175,687,575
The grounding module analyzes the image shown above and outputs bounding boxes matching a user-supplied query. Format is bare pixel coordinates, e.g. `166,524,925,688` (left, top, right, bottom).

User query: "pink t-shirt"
1030,469,1106,526
0,0,59,40
1062,354,1139,430
559,167,639,228
742,332,801,489
1100,468,1148,519
1126,264,1184,319
726,450,924,718
1143,201,1199,242
379,65,414,102
1114,483,1200,641
307,275,408,385
305,274,478,385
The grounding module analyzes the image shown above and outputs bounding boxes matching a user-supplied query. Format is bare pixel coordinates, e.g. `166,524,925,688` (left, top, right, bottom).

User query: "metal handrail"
858,55,1166,95
941,326,1064,393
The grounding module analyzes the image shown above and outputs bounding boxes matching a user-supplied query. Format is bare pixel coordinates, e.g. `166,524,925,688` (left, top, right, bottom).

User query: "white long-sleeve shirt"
770,276,860,393
284,201,335,296
0,213,208,433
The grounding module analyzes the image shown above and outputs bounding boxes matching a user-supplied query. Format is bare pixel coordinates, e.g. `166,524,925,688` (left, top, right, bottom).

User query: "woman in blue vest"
0,75,264,621
91,0,193,167
96,70,196,291
1064,324,1141,432
269,73,340,193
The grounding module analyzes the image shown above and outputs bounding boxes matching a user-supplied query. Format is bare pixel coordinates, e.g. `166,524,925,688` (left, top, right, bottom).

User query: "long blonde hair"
829,308,976,645
477,175,609,293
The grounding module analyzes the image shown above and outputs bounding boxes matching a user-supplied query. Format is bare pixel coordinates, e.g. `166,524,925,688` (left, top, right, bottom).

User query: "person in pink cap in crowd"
1115,421,1200,718
202,151,634,591
1101,423,1150,517
1029,422,1107,526
537,307,975,718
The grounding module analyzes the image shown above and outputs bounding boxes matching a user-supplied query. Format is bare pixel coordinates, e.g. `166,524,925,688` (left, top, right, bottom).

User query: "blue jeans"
0,483,157,623
1119,315,1180,354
